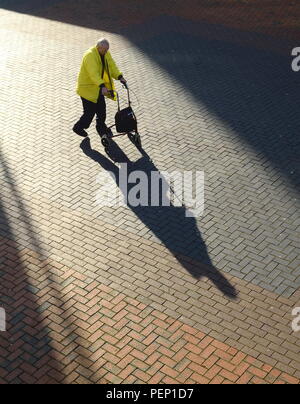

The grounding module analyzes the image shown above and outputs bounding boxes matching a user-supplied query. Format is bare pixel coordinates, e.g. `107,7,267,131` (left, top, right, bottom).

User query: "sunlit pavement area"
0,0,299,384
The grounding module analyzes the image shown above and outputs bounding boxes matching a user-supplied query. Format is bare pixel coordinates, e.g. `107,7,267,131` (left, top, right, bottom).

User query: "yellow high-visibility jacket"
76,46,122,103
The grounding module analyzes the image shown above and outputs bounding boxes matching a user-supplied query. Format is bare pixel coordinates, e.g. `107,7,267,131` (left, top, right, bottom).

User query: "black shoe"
73,124,88,137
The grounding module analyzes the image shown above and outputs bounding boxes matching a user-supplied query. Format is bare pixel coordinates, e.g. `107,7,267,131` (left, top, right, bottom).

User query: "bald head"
97,38,110,55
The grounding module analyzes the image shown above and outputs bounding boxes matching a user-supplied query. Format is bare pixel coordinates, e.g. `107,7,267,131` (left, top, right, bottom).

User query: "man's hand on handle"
100,76,127,97
101,86,109,96
120,77,127,88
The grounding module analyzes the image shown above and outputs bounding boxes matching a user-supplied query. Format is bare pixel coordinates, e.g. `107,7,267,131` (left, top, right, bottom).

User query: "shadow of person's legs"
80,138,238,299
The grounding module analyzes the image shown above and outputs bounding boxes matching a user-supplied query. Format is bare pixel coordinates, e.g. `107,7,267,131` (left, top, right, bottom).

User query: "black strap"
105,58,114,97
100,54,105,79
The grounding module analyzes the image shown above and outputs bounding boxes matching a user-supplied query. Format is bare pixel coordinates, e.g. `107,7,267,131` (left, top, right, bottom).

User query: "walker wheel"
134,133,141,147
101,135,110,148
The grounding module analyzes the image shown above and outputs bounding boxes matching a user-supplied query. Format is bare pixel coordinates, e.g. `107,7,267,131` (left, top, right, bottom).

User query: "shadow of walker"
80,137,238,299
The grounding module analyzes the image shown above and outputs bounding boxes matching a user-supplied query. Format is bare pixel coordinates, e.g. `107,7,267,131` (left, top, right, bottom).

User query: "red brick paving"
0,236,299,384
0,0,299,384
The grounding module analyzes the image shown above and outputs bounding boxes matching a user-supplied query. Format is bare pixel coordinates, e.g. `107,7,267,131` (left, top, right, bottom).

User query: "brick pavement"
0,0,299,384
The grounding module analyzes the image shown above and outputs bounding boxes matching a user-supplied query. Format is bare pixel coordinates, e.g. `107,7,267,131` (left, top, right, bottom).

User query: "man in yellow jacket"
73,38,127,137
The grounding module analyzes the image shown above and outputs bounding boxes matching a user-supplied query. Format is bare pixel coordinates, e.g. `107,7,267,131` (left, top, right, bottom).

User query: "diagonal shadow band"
0,150,106,383
80,137,238,299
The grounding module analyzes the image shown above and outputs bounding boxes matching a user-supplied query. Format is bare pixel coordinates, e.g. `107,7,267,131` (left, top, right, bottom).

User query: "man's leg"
73,97,96,137
95,94,107,137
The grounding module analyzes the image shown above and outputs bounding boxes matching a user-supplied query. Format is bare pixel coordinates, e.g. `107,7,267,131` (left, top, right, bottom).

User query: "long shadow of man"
80,138,238,299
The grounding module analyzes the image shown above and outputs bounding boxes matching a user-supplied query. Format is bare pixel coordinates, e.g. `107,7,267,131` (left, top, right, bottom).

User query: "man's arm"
107,52,123,80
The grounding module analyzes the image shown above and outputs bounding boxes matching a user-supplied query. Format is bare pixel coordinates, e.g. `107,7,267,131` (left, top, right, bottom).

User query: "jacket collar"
92,46,109,64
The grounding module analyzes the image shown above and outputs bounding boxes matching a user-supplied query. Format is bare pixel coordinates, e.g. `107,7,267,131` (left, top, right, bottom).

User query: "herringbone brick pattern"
0,238,299,384
0,0,299,384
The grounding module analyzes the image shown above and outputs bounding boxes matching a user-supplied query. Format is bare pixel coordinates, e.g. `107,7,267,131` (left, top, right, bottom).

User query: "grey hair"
96,38,109,48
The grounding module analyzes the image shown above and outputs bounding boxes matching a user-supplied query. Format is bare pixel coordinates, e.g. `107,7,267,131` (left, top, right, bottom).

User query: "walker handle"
123,84,131,106
110,85,131,110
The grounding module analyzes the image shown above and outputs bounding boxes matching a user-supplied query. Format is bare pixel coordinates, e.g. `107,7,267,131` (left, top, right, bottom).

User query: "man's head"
97,38,109,56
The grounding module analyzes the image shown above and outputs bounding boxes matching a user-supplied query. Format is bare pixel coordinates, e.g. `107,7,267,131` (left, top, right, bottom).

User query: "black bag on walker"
113,86,137,133
115,106,137,133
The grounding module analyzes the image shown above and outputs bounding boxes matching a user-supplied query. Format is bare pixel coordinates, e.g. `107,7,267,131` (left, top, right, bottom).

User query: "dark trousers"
75,95,107,135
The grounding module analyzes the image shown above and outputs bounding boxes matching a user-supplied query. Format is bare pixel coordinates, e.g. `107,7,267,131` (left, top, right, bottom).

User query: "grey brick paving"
0,0,299,383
